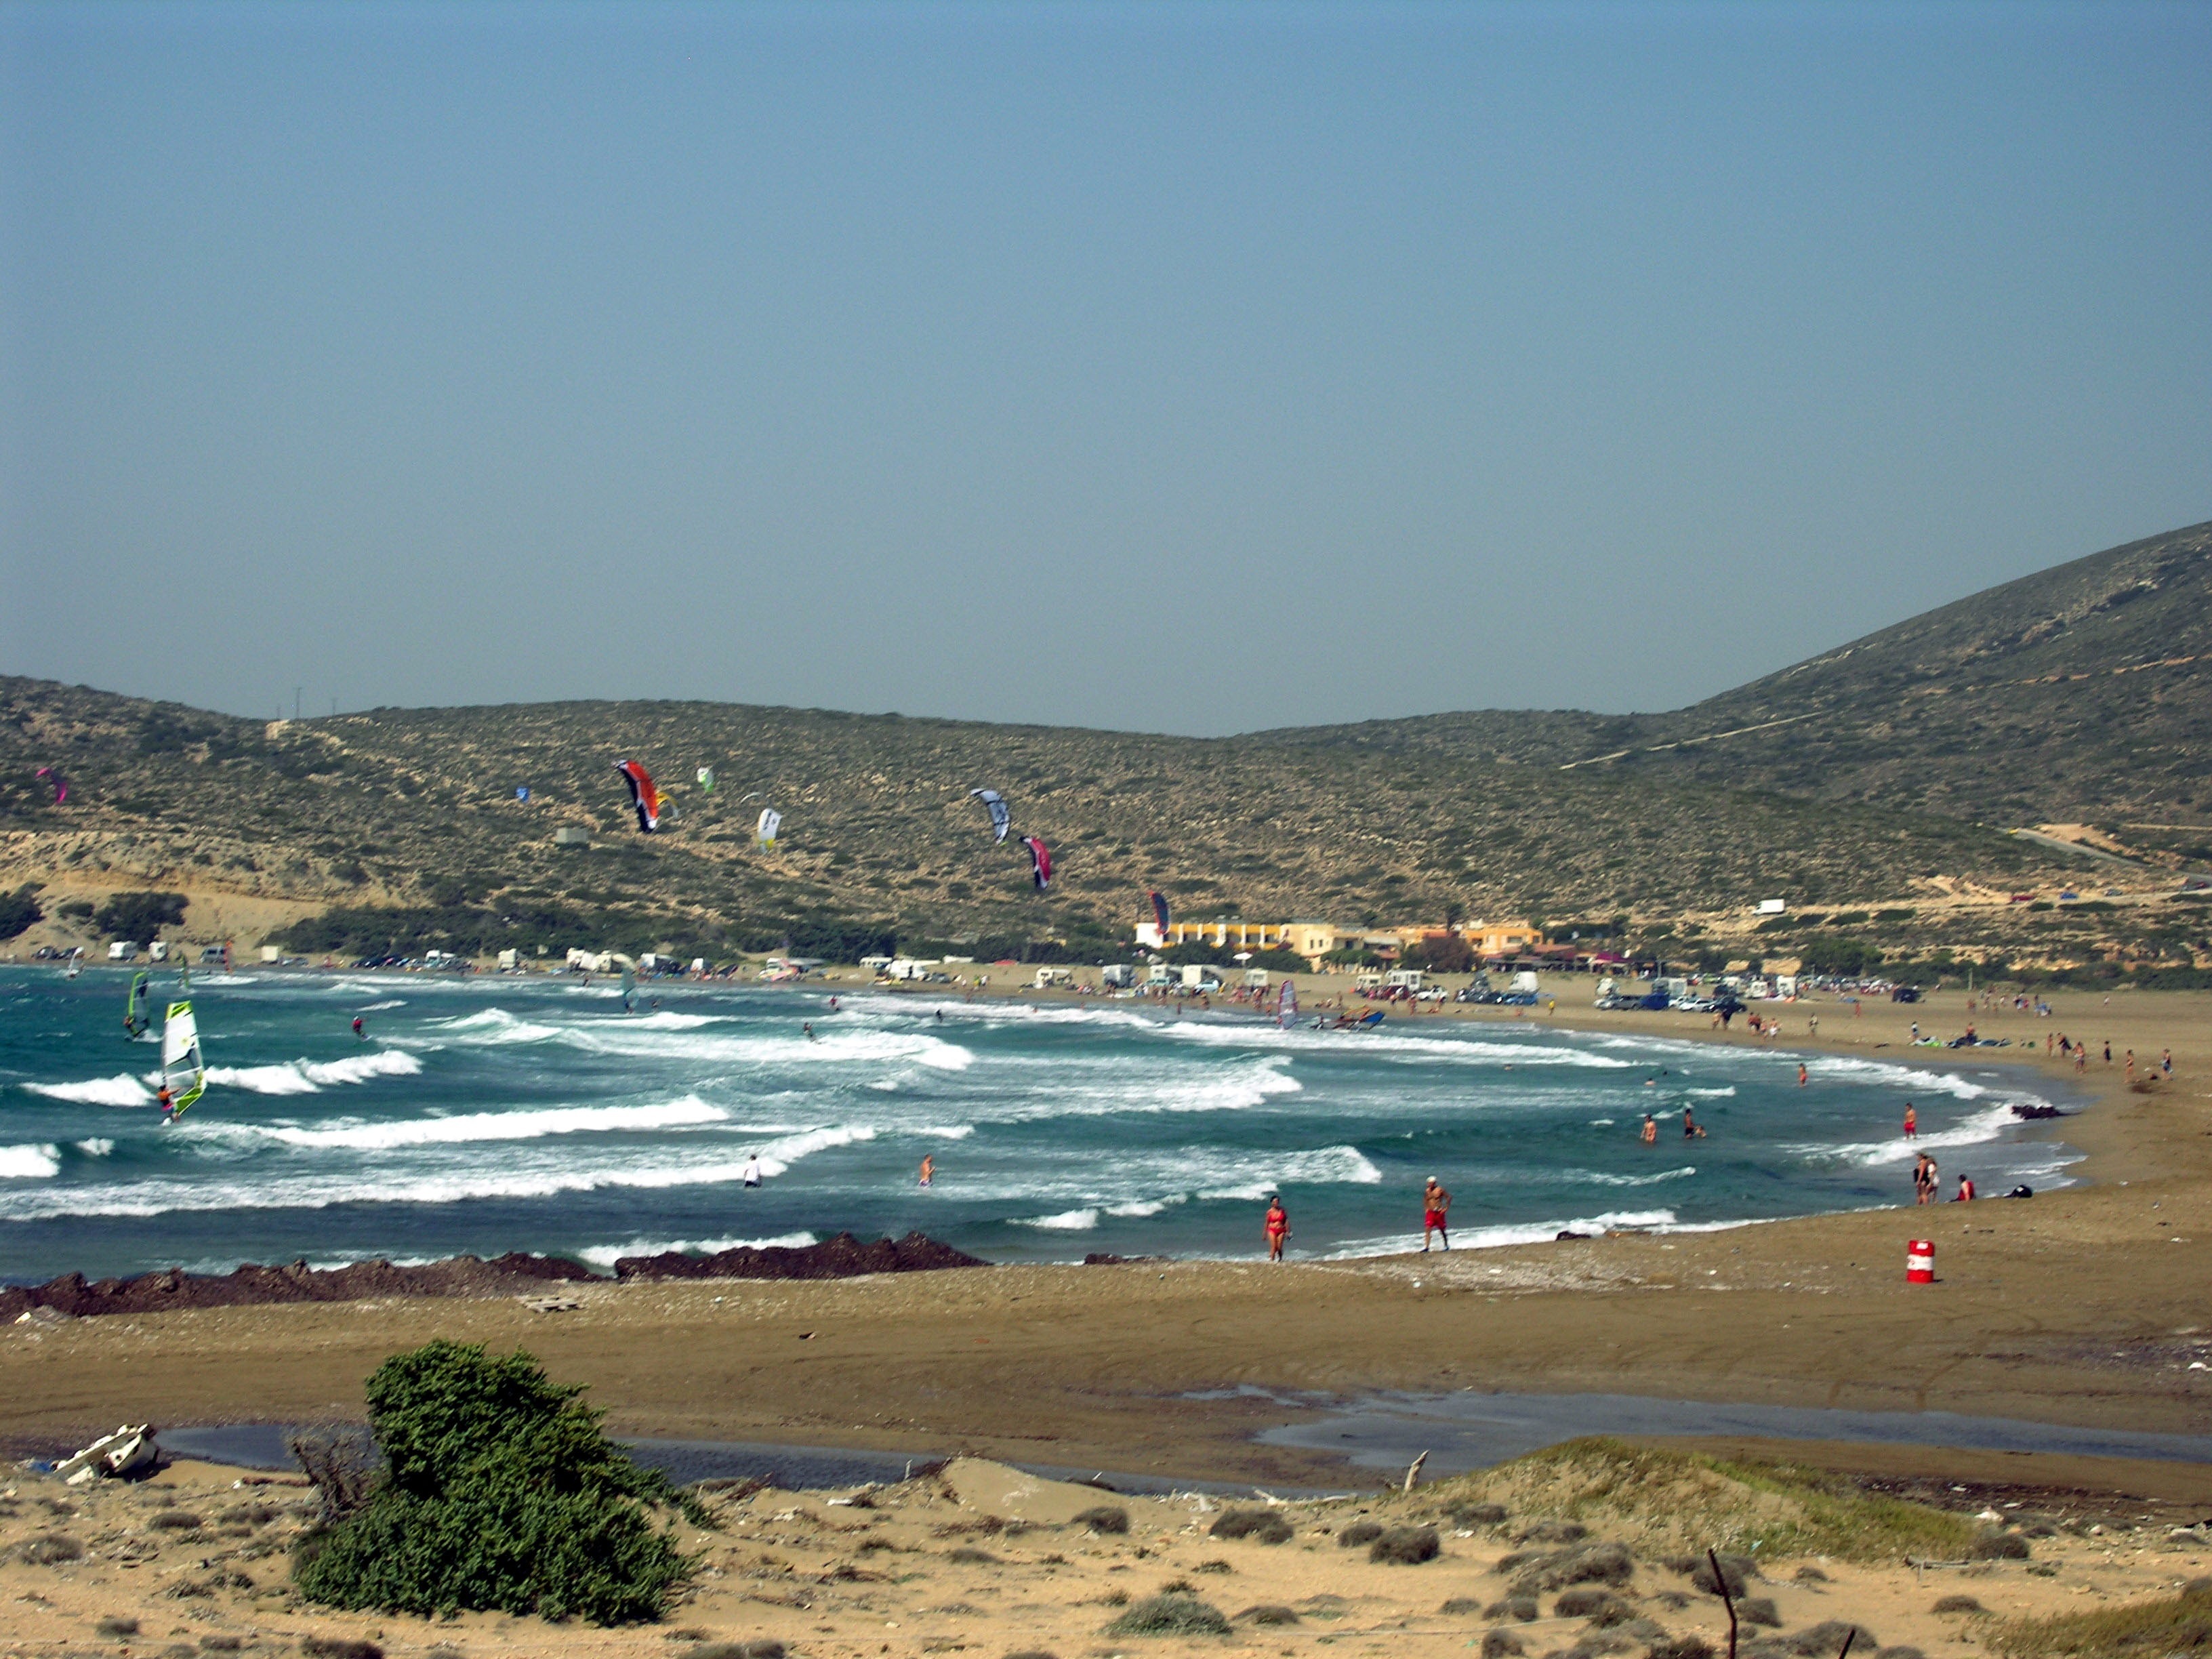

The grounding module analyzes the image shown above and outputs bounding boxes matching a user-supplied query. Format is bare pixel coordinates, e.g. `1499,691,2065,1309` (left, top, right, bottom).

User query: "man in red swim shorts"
1422,1176,1451,1251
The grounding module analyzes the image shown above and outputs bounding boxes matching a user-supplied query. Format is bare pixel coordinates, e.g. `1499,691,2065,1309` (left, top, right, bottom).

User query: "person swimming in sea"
1641,1113,1658,1146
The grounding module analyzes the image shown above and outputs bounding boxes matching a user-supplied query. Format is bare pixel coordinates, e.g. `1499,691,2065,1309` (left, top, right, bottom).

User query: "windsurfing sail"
1021,835,1053,890
1277,978,1298,1031
162,1000,206,1115
696,766,716,793
515,785,531,802
756,806,781,851
970,787,1011,842
34,766,67,806
124,971,150,1038
615,760,663,832
619,964,637,1011
1149,890,1171,937
64,948,81,979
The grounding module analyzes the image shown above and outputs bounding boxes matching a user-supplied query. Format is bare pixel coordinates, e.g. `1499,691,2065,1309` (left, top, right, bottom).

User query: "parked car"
1890,985,1922,1003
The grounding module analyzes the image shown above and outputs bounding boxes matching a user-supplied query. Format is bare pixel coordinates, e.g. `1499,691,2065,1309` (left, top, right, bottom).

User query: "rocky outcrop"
0,1251,594,1323
613,1229,985,1282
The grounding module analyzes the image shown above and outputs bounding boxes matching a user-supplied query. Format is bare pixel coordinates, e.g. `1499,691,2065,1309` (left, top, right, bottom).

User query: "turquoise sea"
0,966,2078,1284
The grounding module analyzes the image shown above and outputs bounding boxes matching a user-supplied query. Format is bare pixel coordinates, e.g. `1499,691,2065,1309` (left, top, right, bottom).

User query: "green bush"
0,883,41,941
293,1340,699,1624
93,890,186,939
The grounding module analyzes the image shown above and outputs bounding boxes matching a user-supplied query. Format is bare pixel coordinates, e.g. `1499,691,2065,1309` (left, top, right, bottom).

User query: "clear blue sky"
4,1,2207,733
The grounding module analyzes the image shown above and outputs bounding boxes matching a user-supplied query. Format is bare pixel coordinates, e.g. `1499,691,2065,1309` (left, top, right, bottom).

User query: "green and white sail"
162,1000,207,1115
124,971,150,1038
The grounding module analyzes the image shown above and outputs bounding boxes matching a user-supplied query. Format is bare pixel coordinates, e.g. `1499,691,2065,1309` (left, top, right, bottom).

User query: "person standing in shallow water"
1641,1113,1658,1146
1903,1103,1917,1139
918,1154,934,1188
1265,1195,1290,1262
1421,1177,1451,1251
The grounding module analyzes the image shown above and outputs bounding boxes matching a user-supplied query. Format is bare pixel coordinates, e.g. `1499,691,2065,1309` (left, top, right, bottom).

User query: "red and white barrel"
1906,1239,1935,1284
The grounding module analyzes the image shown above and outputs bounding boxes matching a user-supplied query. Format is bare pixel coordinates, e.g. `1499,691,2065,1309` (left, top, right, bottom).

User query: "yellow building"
1135,919,1292,952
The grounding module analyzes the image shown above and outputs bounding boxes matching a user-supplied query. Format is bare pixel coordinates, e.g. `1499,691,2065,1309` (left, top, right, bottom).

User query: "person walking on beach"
918,1154,935,1188
1641,1113,1658,1146
1265,1195,1290,1262
2103,1040,2111,1064
741,1153,762,1189
1421,1178,1452,1251
1903,1103,1917,1139
2125,1049,2135,1082
2163,1048,2173,1079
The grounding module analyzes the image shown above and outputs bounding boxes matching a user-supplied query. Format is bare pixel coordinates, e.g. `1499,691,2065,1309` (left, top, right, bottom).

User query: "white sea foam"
1158,1023,1633,1069
247,1095,729,1151
1016,1208,1101,1231
205,1050,424,1094
916,1124,975,1140
0,1124,878,1221
1573,1166,1698,1187
356,999,406,1012
1789,1101,2025,1168
575,1231,820,1269
428,1008,565,1044
24,1073,155,1106
1686,1086,1737,1098
1322,1208,1682,1256
0,1143,62,1180
75,1138,116,1157
1106,1197,1185,1217
624,1012,731,1030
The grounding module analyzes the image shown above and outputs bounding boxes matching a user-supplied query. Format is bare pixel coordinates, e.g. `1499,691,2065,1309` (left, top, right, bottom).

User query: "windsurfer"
352,1015,365,1040
157,1083,174,1125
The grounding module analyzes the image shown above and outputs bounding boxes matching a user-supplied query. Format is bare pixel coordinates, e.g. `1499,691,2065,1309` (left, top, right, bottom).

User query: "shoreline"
3,981,2205,1507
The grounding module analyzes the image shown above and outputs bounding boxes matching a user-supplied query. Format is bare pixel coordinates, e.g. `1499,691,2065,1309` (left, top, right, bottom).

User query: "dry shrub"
1192,1559,1231,1574
201,1641,245,1654
856,1536,896,1553
1509,1540,1634,1593
1210,1507,1292,1544
1073,1504,1129,1535
947,1545,1000,1564
1479,1631,1525,1659
1738,1595,1782,1627
1369,1525,1440,1565
1555,1586,1628,1621
288,1427,383,1526
20,1533,83,1565
1483,1595,1538,1620
300,1639,384,1659
150,1509,205,1530
1989,1579,2212,1658
1456,1502,1509,1525
1005,1651,1059,1659
1933,1594,1984,1614
1236,1603,1299,1625
1338,1519,1383,1548
1781,1621,1880,1654
1645,1641,1715,1659
1969,1528,2030,1560
222,1502,283,1527
1516,1518,1586,1544
1440,1597,1486,1615
1686,1551,1754,1597
1793,1565,1828,1582
424,1650,466,1659
96,1616,142,1637
692,1643,785,1659
1106,1592,1231,1636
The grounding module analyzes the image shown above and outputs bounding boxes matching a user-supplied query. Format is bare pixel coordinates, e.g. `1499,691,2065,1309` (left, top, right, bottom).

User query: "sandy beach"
3,982,2207,1654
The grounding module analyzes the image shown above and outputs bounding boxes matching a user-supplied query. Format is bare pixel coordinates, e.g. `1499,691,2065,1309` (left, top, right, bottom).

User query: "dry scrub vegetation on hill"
3,522,2207,970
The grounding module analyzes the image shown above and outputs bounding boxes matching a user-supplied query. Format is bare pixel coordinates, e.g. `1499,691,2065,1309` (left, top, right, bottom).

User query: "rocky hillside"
3,520,2207,975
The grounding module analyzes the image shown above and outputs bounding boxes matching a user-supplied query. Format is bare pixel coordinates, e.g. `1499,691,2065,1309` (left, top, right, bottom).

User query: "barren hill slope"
1264,519,2212,834
9,518,2209,967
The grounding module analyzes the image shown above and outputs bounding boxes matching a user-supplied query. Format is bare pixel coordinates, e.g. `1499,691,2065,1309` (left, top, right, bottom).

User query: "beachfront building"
1134,918,1294,953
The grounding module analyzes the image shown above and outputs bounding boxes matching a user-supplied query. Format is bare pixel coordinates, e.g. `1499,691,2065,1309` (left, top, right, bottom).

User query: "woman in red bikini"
1265,1195,1290,1262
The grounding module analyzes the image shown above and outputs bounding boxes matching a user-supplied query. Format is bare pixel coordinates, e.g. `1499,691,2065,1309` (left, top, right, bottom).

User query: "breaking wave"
23,1073,153,1107
0,1143,61,1180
